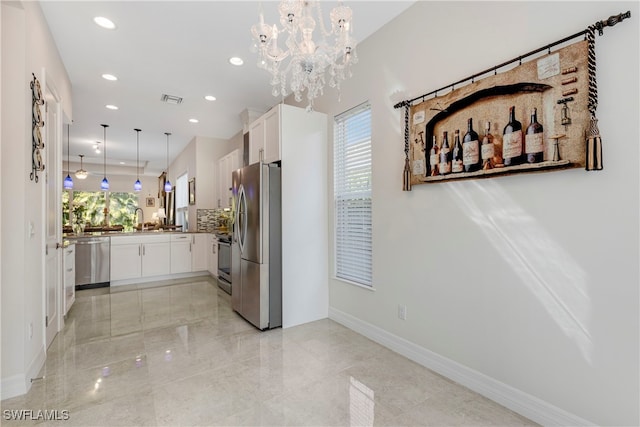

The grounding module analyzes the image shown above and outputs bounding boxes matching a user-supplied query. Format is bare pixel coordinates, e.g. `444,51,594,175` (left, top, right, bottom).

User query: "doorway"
44,74,63,349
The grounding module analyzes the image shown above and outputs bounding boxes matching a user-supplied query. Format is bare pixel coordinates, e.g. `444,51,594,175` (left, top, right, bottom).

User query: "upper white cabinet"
218,149,240,208
249,106,281,165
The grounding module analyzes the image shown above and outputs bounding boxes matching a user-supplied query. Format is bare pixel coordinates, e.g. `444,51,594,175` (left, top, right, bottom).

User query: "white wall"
1,0,72,399
195,133,243,210
291,2,638,425
168,134,243,231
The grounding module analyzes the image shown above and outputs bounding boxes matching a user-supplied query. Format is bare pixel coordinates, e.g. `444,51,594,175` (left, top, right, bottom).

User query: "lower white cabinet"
111,235,170,281
110,242,141,281
142,241,170,277
191,234,208,272
170,234,192,274
63,243,75,315
207,234,218,277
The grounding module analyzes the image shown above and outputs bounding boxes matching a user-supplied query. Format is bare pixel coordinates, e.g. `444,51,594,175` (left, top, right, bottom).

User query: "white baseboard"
1,344,47,401
0,374,27,401
27,344,46,384
329,307,595,427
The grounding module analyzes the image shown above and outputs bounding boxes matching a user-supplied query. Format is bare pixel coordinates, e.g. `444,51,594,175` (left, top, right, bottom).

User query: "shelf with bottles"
422,159,572,183
421,104,574,183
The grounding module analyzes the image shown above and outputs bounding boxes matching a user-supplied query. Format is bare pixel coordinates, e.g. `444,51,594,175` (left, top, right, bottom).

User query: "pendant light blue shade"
101,177,109,191
164,180,172,192
64,174,74,190
134,179,142,192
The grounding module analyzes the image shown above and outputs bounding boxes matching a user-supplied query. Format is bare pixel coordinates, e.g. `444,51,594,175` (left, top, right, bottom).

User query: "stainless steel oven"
217,234,231,294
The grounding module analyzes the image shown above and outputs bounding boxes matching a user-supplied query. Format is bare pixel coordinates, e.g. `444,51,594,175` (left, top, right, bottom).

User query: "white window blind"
334,102,372,287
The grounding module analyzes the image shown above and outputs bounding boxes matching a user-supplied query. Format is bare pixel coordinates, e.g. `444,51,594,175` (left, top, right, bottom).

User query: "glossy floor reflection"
2,278,537,426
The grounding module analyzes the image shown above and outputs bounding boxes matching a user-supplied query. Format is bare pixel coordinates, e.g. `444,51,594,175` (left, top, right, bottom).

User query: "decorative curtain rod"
393,11,631,110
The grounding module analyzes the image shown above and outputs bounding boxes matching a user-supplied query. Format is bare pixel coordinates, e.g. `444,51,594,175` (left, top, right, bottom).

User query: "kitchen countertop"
64,230,221,240
64,230,186,239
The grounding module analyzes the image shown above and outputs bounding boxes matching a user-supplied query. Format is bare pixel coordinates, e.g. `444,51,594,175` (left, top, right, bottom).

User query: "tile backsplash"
196,209,216,232
197,209,232,233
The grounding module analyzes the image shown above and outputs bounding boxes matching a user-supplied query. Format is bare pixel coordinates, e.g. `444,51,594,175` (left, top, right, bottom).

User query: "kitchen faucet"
135,207,146,231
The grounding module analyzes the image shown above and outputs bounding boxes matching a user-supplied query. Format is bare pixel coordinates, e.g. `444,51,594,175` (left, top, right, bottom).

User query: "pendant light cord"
135,129,141,180
67,123,70,173
165,132,171,178
101,124,108,178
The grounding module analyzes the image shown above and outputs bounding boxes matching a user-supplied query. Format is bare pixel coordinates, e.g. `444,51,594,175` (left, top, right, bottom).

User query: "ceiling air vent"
160,94,183,105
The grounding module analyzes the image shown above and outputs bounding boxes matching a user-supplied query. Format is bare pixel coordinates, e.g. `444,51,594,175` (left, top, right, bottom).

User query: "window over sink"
63,190,139,232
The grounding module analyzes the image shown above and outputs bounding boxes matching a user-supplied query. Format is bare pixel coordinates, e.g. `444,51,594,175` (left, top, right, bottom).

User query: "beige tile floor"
2,278,537,426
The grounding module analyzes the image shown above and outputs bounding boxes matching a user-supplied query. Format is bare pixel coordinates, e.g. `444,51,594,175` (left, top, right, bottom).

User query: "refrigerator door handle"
237,184,247,254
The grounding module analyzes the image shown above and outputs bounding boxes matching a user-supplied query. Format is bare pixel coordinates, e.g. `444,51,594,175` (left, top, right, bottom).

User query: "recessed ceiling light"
229,57,244,66
189,118,199,123
105,104,119,110
119,162,125,165
93,16,116,30
204,95,216,101
102,74,118,81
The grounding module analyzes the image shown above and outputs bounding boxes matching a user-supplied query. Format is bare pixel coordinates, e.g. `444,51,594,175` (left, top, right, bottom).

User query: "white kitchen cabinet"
142,241,170,277
170,233,192,274
249,106,281,165
207,234,218,277
111,234,170,282
218,149,240,208
63,243,75,315
191,233,208,272
111,242,142,281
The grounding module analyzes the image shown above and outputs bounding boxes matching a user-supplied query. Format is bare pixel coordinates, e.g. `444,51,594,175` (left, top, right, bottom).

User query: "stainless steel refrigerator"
231,162,282,330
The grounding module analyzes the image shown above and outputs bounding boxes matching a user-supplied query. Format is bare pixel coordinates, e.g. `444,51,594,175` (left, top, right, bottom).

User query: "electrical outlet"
397,304,407,320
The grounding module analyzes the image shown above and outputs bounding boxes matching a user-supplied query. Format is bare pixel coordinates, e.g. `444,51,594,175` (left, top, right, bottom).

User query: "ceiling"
40,1,414,177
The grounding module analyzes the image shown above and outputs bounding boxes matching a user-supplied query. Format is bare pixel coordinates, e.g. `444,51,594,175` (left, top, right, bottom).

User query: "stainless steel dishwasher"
75,237,110,289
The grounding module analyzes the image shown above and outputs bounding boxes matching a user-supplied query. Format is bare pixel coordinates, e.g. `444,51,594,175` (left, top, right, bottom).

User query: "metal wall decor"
30,73,45,182
395,11,630,191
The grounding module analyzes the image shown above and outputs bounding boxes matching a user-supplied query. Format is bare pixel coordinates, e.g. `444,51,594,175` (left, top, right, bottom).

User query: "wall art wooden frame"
395,11,631,190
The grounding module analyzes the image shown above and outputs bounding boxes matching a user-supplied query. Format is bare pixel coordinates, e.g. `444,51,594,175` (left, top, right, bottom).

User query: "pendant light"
133,128,142,192
75,154,88,179
100,124,109,191
63,123,73,189
164,132,172,192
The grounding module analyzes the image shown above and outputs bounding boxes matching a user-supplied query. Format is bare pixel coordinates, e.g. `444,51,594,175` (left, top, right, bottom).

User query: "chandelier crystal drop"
251,0,357,110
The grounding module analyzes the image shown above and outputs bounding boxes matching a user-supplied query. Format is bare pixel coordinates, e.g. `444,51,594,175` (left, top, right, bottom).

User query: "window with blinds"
334,102,372,287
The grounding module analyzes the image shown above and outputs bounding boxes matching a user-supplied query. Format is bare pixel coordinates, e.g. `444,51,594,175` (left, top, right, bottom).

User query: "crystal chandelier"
251,0,357,110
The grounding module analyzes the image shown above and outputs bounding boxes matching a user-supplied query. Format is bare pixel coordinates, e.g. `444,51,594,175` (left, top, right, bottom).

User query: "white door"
44,78,63,348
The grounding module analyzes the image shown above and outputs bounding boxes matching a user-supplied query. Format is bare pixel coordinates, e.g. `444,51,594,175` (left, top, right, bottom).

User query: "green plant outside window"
109,192,138,232
63,191,138,232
